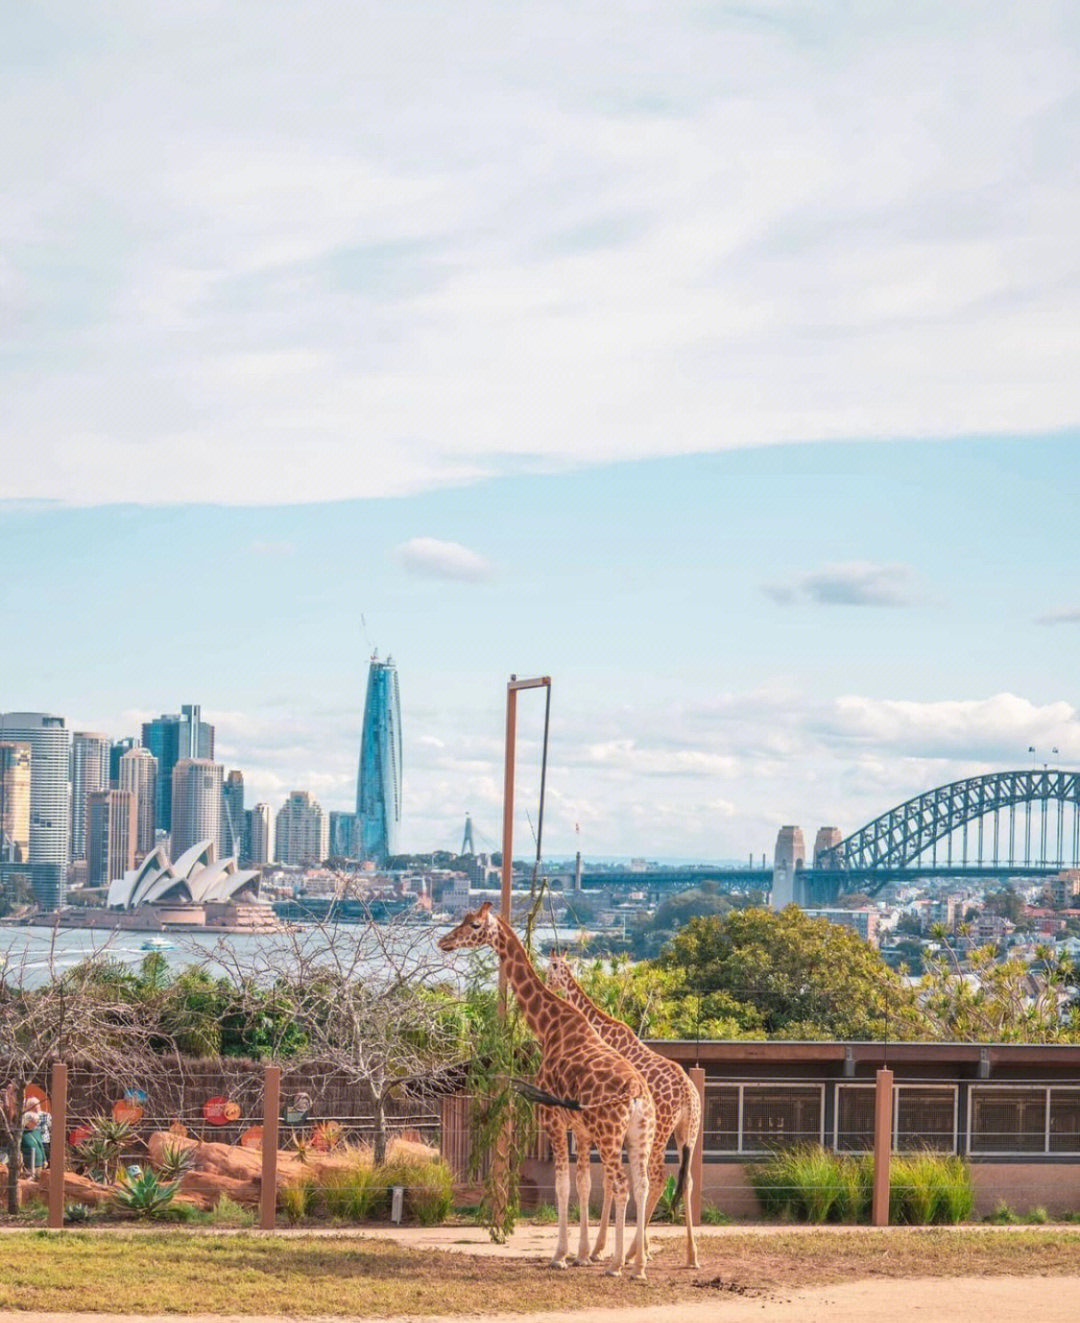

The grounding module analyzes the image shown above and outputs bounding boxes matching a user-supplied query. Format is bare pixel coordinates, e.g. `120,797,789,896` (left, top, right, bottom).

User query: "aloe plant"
111,1168,180,1220
154,1139,196,1183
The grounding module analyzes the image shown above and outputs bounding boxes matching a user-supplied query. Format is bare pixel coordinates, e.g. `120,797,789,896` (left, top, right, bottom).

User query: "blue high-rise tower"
355,654,402,864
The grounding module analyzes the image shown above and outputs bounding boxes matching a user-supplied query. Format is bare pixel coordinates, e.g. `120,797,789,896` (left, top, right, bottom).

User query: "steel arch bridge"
817,769,1080,874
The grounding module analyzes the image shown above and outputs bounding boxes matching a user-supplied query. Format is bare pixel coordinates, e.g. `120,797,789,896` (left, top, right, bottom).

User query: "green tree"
657,906,921,1040
629,884,733,959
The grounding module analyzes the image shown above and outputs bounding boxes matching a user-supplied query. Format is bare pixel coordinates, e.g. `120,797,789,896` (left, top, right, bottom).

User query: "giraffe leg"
624,1100,652,1281
546,1120,571,1269
627,1128,667,1265
572,1124,592,1266
679,1097,701,1268
599,1140,629,1277
589,1174,612,1261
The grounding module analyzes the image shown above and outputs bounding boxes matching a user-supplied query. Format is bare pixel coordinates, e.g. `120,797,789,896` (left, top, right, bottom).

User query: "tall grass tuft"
316,1164,376,1221
373,1155,454,1226
749,1146,971,1225
280,1177,315,1224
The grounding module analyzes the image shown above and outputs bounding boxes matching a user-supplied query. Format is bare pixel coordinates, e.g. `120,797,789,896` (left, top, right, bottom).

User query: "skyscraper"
70,732,110,861
0,713,71,907
246,802,272,864
222,770,244,859
328,810,356,858
86,789,136,886
109,737,136,787
118,746,158,857
355,654,402,865
142,704,214,833
0,741,32,863
170,758,223,859
275,791,328,865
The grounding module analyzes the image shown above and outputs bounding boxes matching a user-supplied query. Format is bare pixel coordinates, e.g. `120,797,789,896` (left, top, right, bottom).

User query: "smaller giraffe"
439,904,656,1279
546,953,701,1268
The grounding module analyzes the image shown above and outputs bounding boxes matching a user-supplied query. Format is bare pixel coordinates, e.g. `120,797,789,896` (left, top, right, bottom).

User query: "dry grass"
0,1232,701,1315
669,1228,1080,1290
1,1227,1080,1315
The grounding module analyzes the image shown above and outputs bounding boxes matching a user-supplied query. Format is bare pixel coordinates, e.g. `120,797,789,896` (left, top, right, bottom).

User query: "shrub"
210,1193,255,1227
700,1202,731,1226
1027,1205,1049,1225
532,1202,558,1224
985,1199,1019,1225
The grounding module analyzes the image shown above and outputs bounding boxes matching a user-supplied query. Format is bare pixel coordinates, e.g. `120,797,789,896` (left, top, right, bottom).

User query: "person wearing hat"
20,1098,47,1176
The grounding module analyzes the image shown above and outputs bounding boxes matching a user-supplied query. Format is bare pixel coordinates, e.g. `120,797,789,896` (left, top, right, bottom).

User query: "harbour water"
0,921,595,989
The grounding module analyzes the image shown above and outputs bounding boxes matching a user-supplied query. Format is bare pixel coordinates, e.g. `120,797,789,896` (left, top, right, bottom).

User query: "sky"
2,3,1079,859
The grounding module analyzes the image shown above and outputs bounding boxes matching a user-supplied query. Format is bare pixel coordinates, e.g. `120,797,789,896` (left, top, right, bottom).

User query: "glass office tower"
354,654,402,865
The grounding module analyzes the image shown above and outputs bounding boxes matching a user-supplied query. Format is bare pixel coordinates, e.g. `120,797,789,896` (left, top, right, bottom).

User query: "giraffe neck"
561,970,639,1048
492,920,563,1044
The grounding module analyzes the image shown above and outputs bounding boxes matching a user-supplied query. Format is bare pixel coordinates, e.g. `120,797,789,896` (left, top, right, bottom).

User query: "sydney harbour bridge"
578,769,1080,907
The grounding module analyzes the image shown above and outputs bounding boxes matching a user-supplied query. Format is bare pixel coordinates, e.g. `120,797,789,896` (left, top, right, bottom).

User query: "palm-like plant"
154,1139,196,1183
75,1115,134,1183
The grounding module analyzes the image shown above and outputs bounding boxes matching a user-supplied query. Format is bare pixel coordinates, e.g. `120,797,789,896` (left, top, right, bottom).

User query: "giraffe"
545,953,701,1269
438,903,656,1279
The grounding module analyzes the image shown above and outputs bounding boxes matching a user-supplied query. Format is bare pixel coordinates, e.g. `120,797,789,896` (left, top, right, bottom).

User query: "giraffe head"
437,900,499,952
545,952,575,993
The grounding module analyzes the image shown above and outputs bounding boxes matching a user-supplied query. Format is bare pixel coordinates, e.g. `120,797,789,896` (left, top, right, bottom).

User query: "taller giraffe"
439,903,656,1279
546,953,701,1268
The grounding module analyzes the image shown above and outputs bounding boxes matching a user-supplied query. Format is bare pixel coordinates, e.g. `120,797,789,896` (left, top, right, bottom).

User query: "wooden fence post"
47,1061,67,1230
689,1066,705,1225
872,1067,893,1227
260,1065,281,1231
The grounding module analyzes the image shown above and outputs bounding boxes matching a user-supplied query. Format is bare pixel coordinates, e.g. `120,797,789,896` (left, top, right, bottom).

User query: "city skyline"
2,6,1079,859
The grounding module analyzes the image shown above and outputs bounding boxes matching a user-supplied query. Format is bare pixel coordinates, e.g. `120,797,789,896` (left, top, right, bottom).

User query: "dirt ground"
2,1278,1079,1323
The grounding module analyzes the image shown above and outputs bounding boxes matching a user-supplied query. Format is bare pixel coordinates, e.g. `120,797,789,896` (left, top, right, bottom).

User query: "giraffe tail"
672,1142,691,1210
511,1079,582,1111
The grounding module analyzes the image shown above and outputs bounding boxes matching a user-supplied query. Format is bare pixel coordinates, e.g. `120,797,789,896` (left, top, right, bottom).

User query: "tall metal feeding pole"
500,675,551,990
493,674,550,1226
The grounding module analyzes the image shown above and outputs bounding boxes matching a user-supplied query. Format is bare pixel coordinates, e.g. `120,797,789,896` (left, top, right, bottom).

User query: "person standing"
20,1098,46,1176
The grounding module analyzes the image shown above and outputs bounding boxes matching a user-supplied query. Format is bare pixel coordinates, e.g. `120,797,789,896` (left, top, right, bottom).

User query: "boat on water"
140,937,176,951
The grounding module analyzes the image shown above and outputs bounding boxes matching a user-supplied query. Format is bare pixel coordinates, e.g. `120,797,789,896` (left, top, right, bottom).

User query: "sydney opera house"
67,839,279,932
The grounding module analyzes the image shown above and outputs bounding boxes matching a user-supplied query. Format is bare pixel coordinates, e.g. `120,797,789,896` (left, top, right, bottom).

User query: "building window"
969,1087,1048,1155
703,1083,824,1154
834,1084,958,1153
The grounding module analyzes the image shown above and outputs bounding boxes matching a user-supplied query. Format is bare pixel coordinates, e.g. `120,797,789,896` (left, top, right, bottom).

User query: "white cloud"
1036,607,1080,626
396,537,494,583
764,561,922,607
2,3,1078,504
170,685,1080,860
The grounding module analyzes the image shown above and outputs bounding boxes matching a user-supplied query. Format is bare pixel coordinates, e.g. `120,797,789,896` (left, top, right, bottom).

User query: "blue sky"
2,4,1079,857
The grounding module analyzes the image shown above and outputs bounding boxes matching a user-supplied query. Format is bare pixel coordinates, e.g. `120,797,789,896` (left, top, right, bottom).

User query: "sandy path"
4,1276,1080,1323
